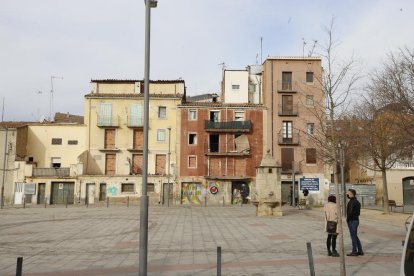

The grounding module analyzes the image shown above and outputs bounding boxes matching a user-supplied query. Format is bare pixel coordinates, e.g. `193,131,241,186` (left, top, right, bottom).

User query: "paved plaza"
0,204,409,276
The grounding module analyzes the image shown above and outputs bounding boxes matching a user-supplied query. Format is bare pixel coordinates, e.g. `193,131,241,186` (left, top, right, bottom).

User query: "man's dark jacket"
346,197,361,222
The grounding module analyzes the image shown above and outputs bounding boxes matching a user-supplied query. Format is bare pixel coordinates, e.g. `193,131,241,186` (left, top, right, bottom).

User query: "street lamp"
139,0,157,275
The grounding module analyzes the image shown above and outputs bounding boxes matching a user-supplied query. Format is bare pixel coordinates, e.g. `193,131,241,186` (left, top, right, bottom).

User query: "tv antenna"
50,75,63,121
302,38,307,58
308,40,318,57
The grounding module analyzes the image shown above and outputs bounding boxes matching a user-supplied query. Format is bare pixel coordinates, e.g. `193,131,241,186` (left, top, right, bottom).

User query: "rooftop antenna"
1,97,4,122
50,75,63,121
260,36,263,64
302,38,307,58
308,40,318,57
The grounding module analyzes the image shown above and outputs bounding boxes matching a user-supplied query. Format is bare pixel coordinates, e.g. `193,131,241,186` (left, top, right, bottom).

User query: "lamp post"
339,145,346,217
167,127,171,207
139,0,157,275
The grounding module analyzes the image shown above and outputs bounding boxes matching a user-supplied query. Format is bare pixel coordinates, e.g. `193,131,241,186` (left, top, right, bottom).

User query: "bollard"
16,257,23,276
86,198,89,208
44,197,47,208
306,242,315,276
222,196,225,207
204,196,207,207
362,196,364,208
217,246,221,276
23,198,25,209
127,196,130,208
65,192,68,209
107,197,109,208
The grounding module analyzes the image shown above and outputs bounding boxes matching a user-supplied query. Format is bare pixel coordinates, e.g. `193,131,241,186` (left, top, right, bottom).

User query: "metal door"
51,182,74,204
99,183,107,201
37,183,45,204
163,183,173,205
86,184,95,204
14,182,24,204
403,177,414,205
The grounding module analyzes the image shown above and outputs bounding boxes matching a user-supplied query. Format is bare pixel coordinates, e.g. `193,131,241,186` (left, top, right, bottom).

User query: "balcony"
277,81,298,93
205,142,250,156
204,120,252,132
127,116,144,128
278,132,300,145
278,104,298,116
33,167,70,177
97,115,119,127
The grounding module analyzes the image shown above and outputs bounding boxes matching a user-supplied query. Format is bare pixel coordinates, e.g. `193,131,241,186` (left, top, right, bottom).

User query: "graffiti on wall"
208,181,221,195
107,184,119,196
181,182,207,204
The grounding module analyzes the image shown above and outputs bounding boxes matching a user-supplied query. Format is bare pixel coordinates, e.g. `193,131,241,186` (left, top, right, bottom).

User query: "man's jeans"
347,220,363,253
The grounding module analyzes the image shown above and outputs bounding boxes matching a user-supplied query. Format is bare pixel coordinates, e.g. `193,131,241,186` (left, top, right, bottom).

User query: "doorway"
99,183,107,201
50,182,74,204
86,184,95,204
231,181,249,204
163,183,173,205
403,177,414,205
37,183,45,204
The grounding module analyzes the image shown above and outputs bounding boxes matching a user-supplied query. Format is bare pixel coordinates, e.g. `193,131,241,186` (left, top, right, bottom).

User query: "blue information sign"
299,177,319,191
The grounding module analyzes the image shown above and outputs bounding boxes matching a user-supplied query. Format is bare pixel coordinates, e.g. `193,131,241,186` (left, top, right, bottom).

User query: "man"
346,189,364,256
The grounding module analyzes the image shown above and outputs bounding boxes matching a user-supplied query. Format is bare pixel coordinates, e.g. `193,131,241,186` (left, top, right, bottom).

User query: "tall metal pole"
1,128,8,209
340,147,346,217
292,161,295,207
139,1,157,275
167,127,171,207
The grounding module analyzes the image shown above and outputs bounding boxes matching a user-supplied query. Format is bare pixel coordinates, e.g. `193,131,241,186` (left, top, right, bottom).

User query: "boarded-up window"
133,129,143,150
132,154,143,174
188,156,197,168
68,140,78,145
155,154,166,175
121,183,134,193
306,148,317,164
51,138,62,145
281,148,294,171
147,183,155,192
104,129,115,149
235,158,246,176
210,158,221,176
105,154,116,175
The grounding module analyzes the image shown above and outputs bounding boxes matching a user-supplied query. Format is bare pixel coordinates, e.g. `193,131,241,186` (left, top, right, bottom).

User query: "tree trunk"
381,168,390,214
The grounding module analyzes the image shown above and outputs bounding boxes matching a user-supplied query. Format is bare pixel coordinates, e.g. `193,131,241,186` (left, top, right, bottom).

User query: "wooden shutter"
132,154,143,174
282,95,293,114
105,154,116,175
100,103,112,125
281,148,294,171
133,129,143,150
104,129,115,149
155,154,166,175
130,104,143,126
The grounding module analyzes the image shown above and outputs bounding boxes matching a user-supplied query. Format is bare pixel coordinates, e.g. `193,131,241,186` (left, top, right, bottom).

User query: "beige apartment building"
262,57,327,204
82,79,184,205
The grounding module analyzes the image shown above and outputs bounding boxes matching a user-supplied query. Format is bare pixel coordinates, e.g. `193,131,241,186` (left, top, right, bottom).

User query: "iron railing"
33,167,70,177
97,115,119,127
277,81,298,92
204,120,252,132
278,132,300,145
278,104,298,116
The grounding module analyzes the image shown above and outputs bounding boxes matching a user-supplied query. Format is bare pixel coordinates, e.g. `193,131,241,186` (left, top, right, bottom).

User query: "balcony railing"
97,115,119,127
204,120,252,132
392,160,414,169
127,116,144,128
277,81,298,92
278,104,298,116
33,167,70,177
278,132,300,145
205,142,251,156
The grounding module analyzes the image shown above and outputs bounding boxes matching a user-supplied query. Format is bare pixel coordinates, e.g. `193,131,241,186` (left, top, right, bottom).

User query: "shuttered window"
130,104,143,126
281,148,294,171
99,103,112,126
306,148,317,164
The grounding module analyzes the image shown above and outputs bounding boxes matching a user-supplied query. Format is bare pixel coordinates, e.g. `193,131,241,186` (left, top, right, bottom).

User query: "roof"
186,93,219,102
179,102,266,109
54,112,84,124
258,151,279,167
0,122,33,128
265,56,321,61
85,93,184,99
90,79,185,84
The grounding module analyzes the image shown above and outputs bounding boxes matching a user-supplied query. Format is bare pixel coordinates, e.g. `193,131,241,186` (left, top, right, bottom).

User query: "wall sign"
210,185,218,194
300,177,319,191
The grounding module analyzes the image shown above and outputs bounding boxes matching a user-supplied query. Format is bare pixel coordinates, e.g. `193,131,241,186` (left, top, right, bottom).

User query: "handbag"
325,208,337,233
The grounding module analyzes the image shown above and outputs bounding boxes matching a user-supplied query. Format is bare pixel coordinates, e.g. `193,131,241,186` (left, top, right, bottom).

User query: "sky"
1,0,413,121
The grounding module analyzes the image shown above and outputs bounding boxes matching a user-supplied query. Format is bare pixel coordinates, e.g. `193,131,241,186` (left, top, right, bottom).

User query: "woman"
324,195,339,257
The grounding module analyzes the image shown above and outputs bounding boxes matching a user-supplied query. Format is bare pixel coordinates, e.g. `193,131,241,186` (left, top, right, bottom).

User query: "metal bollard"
127,196,130,208
204,196,207,207
107,197,109,208
217,246,221,276
44,197,47,208
16,257,23,276
306,242,315,276
23,198,25,209
362,196,364,208
222,196,225,207
86,198,89,208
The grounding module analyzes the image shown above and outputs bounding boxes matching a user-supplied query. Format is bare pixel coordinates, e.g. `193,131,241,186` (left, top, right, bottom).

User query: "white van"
401,214,414,275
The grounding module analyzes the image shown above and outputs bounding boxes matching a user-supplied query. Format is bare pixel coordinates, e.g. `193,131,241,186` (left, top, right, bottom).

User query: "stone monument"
252,150,282,216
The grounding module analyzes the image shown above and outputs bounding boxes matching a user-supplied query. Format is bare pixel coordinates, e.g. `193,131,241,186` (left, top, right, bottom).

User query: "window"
188,156,197,168
282,95,294,115
306,148,317,164
99,103,113,126
158,106,167,119
132,154,143,174
51,157,61,168
189,110,197,120
209,134,219,153
306,95,314,106
210,111,220,122
234,111,245,121
306,72,314,83
68,140,78,145
130,104,143,126
157,129,166,142
282,121,293,138
281,148,294,171
232,84,240,90
105,154,116,175
121,183,134,193
104,129,116,149
155,154,166,175
282,72,293,90
307,123,315,135
188,133,197,145
147,183,155,192
51,138,62,145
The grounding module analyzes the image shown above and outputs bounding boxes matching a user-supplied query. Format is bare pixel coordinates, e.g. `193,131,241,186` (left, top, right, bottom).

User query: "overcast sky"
1,0,413,121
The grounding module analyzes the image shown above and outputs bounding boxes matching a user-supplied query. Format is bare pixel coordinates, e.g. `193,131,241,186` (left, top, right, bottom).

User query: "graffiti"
208,181,221,195
181,182,206,204
107,184,119,196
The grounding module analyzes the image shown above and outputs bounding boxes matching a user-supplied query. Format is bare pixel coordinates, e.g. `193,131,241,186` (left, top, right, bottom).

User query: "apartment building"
262,57,327,204
178,102,265,205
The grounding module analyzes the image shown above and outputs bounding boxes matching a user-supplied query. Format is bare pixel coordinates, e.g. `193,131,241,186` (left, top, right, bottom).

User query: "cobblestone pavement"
0,204,410,275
